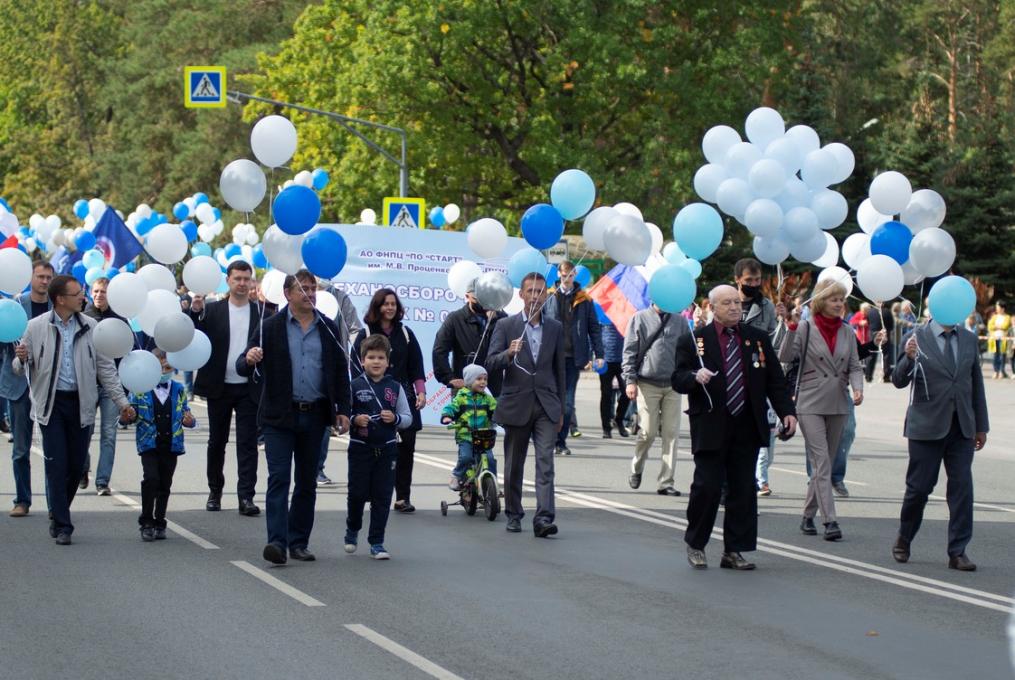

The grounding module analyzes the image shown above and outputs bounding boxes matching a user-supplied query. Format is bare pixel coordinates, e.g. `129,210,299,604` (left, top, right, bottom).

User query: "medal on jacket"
756,341,765,368
696,337,705,357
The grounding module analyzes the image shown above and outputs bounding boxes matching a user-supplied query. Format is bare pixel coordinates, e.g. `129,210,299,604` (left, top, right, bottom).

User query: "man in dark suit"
433,280,506,396
891,317,988,571
189,260,263,515
238,269,351,564
486,272,565,537
672,285,796,570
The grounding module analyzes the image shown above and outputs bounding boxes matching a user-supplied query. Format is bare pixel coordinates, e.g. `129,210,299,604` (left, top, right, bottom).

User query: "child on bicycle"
441,364,497,491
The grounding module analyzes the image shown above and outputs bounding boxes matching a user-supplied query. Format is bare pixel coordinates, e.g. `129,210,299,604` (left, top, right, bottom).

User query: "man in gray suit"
891,317,988,571
486,272,565,537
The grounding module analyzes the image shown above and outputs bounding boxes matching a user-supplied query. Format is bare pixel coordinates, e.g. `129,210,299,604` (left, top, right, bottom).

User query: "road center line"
344,624,465,680
768,465,869,486
230,560,326,607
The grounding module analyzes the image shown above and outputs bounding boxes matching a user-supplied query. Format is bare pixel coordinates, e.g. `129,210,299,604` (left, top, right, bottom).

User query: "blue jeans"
346,442,397,546
755,433,776,487
806,398,853,485
262,411,325,550
993,351,1006,375
452,441,497,480
9,390,34,507
557,361,580,447
92,391,118,488
318,429,330,475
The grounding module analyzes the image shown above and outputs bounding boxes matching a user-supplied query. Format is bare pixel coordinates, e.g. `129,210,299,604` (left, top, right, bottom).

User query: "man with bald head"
672,285,797,570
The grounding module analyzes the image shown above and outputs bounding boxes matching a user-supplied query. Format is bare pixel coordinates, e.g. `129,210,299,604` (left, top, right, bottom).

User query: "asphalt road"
2,371,1013,679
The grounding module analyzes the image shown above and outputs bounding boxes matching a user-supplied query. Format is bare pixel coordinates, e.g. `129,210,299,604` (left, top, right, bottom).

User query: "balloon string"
916,279,926,321
687,325,715,412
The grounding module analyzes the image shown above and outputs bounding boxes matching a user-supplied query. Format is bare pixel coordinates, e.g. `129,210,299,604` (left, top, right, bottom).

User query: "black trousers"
140,451,178,528
347,442,397,545
41,392,91,536
205,383,258,500
394,429,417,503
898,415,974,557
598,361,630,430
685,410,760,552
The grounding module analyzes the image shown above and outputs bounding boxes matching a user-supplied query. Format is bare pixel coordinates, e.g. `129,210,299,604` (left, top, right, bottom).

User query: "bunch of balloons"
693,107,854,267
429,203,461,229
231,223,260,246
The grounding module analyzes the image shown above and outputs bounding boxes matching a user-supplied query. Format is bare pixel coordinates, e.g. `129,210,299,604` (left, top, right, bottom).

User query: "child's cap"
462,363,487,388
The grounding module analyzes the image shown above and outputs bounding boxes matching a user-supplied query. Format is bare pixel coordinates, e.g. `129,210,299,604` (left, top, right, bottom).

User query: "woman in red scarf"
779,279,864,541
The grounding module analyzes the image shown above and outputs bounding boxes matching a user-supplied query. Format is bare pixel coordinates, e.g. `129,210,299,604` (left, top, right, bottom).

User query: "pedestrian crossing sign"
382,197,426,229
184,66,227,108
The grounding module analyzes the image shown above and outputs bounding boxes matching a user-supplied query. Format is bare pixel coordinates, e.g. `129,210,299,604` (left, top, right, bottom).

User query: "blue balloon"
928,276,976,326
71,261,87,284
649,264,696,313
82,249,105,270
273,186,321,235
679,258,702,280
73,199,89,220
154,212,167,224
172,202,189,221
545,263,559,287
870,220,913,265
301,229,347,279
252,244,267,269
672,203,723,261
520,203,564,250
593,301,610,325
212,207,221,221
550,169,596,220
507,248,549,288
429,207,446,228
75,231,96,251
574,264,592,288
0,197,10,212
0,299,28,342
191,242,212,258
136,217,154,236
106,267,119,279
312,168,330,190
224,244,241,260
181,220,197,242
124,262,136,273
593,359,609,375
194,193,209,205
18,226,31,238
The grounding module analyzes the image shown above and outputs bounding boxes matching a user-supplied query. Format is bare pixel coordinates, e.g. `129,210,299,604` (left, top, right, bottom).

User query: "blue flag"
49,245,73,274
93,208,144,268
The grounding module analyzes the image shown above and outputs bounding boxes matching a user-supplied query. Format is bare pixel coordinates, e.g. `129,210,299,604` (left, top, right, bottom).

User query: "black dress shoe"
263,543,287,564
394,500,415,513
657,486,681,497
628,473,642,490
154,527,167,540
290,547,316,561
602,429,612,439
800,517,817,536
505,518,521,533
140,527,155,542
55,533,72,546
720,551,756,570
686,546,707,569
49,521,57,538
206,492,221,512
892,536,910,563
948,554,976,571
79,472,89,490
823,521,843,541
238,499,261,516
534,523,558,538
614,419,630,438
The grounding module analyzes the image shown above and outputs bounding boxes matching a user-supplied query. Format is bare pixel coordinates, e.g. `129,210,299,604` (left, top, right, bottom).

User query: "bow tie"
157,382,170,389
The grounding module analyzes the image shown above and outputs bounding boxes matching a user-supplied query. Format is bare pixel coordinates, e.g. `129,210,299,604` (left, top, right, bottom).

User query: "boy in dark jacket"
344,334,412,560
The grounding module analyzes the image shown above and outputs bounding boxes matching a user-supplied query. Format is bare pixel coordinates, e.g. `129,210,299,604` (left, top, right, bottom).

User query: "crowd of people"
1,255,990,572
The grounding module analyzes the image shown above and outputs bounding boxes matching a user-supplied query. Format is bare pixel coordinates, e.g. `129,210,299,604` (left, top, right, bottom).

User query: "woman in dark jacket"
352,288,426,513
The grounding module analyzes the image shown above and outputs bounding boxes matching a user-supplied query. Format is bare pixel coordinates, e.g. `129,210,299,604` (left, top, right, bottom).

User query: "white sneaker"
370,545,390,560
344,542,357,554
448,477,461,491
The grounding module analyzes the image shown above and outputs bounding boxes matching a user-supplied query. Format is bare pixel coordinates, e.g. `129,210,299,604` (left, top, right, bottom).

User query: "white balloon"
107,272,149,318
447,260,483,299
293,170,314,188
748,158,787,199
908,227,956,277
790,231,827,263
88,198,106,220
856,198,892,234
0,249,33,295
146,224,188,264
613,202,643,221
744,107,785,149
693,163,728,203
744,199,783,238
315,290,339,319
646,222,664,254
823,143,855,184
900,189,946,233
582,206,619,251
784,207,820,243
869,171,912,215
801,149,839,189
93,318,135,359
219,159,267,213
723,142,763,180
29,213,44,230
776,178,813,213
443,203,461,224
119,350,162,394
182,256,224,296
753,235,790,266
503,288,524,315
261,224,305,274
841,233,872,270
856,254,905,302
817,266,854,298
810,189,848,230
195,203,215,225
764,136,803,175
45,214,61,233
260,269,287,305
167,330,212,371
467,218,507,259
139,289,182,335
359,208,377,225
716,178,753,220
701,125,742,165
901,260,925,286
785,124,820,158
153,312,195,352
250,115,298,168
603,214,651,266
812,232,840,268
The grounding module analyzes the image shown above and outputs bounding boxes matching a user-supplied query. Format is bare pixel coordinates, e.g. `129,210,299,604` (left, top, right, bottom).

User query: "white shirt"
225,300,251,384
155,383,171,404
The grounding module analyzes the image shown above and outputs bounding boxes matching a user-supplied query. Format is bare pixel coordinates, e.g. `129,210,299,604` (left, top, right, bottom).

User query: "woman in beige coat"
779,279,863,540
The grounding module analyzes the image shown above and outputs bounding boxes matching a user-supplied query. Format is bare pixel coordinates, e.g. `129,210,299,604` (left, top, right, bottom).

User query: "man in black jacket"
189,261,263,515
238,269,351,564
672,285,796,570
433,280,505,396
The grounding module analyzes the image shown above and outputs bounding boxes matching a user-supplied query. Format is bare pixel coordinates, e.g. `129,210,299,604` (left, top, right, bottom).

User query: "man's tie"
942,331,956,373
723,327,745,416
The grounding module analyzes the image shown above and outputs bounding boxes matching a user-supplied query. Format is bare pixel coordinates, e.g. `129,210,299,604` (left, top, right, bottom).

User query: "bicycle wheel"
465,485,478,516
482,475,499,521
440,500,448,516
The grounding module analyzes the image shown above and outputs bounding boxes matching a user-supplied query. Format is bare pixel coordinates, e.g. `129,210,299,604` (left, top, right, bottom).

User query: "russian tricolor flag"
587,254,665,336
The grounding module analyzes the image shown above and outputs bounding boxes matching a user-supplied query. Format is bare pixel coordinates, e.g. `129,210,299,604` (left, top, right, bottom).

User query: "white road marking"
768,466,868,486
230,560,326,607
413,452,1014,613
344,624,465,680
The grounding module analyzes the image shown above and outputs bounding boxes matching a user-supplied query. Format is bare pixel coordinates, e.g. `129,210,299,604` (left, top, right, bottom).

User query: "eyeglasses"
61,289,85,298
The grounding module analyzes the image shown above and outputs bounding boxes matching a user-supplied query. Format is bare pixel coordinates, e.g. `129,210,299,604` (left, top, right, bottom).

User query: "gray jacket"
12,311,129,426
892,323,988,440
622,307,689,387
743,296,786,349
0,294,51,400
778,318,863,416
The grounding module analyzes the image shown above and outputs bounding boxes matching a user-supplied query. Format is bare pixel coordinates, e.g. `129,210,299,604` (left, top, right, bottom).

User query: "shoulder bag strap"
794,321,811,402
